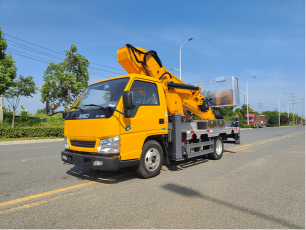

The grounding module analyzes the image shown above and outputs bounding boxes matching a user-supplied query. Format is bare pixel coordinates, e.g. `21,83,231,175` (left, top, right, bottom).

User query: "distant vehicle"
244,114,266,128
297,120,302,125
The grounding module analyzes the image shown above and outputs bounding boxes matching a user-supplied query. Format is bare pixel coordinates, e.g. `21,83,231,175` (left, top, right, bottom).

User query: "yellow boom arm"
117,44,216,120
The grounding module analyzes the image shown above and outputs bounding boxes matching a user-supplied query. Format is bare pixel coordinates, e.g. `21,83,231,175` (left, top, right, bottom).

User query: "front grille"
70,140,96,148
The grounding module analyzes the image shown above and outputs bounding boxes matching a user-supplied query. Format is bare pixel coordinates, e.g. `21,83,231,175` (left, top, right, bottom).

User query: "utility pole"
240,92,246,105
247,76,256,124
278,93,285,126
258,103,262,114
287,100,290,119
0,95,3,122
290,93,297,115
289,93,297,124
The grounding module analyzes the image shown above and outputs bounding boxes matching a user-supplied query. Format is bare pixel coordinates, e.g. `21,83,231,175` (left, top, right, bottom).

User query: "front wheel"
208,137,223,160
136,140,164,179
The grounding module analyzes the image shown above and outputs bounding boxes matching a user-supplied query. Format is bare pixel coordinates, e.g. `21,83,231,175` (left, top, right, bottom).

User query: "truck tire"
208,137,223,160
136,140,164,179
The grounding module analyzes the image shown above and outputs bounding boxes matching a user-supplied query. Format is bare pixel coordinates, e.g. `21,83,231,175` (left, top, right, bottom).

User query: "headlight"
97,136,120,154
64,136,70,150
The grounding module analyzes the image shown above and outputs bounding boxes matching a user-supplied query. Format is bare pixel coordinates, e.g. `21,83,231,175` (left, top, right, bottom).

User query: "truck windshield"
73,78,129,110
245,116,254,121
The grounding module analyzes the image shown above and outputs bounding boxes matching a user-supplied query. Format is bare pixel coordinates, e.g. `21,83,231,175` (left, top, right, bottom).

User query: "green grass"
1,113,64,128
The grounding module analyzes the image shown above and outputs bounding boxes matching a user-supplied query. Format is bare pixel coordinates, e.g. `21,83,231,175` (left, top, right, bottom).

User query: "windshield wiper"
71,106,86,112
85,104,124,115
85,104,106,110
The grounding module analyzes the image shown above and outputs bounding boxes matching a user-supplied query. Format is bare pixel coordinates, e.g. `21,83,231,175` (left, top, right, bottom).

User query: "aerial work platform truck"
47,44,240,178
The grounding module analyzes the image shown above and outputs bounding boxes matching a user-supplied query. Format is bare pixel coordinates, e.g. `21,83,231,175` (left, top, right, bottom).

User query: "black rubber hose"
126,44,163,68
126,44,144,64
159,72,173,80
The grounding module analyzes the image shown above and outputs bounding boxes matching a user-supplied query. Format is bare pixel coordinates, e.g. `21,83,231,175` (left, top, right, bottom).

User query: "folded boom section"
117,44,216,120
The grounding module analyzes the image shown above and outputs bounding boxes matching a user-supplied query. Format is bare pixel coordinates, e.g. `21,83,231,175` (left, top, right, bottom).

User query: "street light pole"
179,37,193,80
246,76,256,125
278,93,285,126
0,95,3,122
170,68,180,72
287,101,290,118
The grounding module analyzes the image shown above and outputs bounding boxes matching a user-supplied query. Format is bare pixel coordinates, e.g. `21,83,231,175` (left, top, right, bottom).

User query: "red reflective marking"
190,131,194,133
182,133,187,143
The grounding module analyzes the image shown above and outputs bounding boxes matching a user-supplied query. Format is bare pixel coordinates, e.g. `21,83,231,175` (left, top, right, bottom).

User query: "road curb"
0,138,64,145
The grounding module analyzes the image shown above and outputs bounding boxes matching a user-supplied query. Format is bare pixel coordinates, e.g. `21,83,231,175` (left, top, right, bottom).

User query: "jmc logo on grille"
78,114,89,119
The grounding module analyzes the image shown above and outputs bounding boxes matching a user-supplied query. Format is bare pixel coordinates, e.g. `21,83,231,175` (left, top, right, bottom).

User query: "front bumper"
61,151,140,171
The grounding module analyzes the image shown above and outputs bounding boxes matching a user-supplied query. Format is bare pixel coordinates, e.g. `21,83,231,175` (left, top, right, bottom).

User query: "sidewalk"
0,138,64,145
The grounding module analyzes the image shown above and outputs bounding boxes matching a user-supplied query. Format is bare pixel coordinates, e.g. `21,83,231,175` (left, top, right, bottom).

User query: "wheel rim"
215,139,222,155
144,148,160,171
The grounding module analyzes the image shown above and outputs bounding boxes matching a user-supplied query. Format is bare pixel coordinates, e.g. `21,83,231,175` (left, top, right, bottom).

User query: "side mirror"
122,91,134,110
50,102,59,111
45,100,66,119
46,100,59,114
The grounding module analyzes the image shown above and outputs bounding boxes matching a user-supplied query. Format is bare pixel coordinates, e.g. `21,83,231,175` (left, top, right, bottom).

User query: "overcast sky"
0,0,305,116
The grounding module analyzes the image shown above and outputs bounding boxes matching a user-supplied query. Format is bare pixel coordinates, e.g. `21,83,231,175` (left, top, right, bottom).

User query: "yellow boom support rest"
117,45,216,119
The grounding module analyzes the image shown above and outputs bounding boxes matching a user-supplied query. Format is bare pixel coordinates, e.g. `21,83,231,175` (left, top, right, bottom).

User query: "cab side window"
130,81,159,106
127,81,159,117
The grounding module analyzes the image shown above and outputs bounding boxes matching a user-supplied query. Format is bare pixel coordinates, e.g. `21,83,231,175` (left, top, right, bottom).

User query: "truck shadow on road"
64,156,210,182
64,164,138,184
163,157,209,171
224,150,237,154
162,183,303,229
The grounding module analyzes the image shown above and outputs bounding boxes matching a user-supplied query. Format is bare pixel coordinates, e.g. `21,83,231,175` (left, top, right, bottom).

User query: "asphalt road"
0,126,305,229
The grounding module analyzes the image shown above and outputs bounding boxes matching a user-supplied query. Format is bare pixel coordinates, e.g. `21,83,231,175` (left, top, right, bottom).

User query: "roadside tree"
219,106,235,121
40,45,89,111
233,108,245,126
240,104,258,117
280,115,289,125
262,110,279,124
0,26,17,95
5,75,38,127
36,107,48,115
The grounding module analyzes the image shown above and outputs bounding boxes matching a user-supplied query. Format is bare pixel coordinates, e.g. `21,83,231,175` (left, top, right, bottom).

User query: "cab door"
119,80,167,160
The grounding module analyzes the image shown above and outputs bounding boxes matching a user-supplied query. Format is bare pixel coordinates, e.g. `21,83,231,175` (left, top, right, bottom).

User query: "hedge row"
266,124,279,127
241,124,253,128
0,127,64,138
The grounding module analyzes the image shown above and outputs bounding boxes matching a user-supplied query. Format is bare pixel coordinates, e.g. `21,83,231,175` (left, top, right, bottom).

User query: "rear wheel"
136,140,164,179
209,137,223,160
